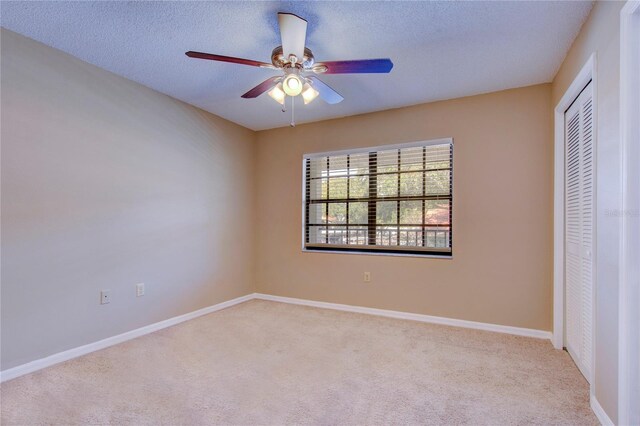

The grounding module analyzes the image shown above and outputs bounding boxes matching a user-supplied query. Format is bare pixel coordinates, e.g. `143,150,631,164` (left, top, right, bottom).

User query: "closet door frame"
619,1,640,423
553,53,597,391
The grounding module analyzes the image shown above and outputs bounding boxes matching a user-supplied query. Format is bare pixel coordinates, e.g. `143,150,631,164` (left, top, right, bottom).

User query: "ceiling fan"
185,12,393,122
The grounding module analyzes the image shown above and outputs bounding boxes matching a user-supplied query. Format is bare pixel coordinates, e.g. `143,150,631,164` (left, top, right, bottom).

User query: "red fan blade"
241,76,282,99
316,59,393,74
185,51,275,69
307,76,344,104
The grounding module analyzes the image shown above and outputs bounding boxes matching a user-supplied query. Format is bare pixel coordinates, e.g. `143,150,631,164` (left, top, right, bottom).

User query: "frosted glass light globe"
283,74,303,96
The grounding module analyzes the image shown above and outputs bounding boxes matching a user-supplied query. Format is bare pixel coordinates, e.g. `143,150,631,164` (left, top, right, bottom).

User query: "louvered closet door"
564,81,594,382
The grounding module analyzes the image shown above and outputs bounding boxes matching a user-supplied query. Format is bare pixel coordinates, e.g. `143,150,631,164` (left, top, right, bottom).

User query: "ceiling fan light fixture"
283,74,303,96
185,12,394,120
268,83,286,105
301,82,319,104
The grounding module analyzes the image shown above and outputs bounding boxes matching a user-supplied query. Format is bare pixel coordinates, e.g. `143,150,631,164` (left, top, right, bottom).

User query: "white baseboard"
1,292,553,384
0,293,254,383
590,394,614,426
254,293,553,340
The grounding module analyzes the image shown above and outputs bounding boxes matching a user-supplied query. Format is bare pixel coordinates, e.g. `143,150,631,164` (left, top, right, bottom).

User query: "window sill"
302,248,453,259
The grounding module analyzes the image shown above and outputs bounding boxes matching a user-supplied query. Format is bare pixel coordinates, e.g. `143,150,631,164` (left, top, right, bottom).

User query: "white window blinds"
303,139,453,256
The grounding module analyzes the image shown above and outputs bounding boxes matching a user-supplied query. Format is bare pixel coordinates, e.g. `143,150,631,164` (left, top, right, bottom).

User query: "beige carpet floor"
1,299,597,425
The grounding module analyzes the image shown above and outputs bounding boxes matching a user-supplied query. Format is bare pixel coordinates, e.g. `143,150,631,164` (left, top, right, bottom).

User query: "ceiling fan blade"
185,51,275,69
241,76,281,99
307,76,344,104
316,59,394,74
278,12,307,61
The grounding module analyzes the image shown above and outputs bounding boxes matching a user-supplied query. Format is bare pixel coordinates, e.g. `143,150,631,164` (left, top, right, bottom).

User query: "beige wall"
3,9,622,421
551,1,625,423
0,29,256,370
255,84,553,331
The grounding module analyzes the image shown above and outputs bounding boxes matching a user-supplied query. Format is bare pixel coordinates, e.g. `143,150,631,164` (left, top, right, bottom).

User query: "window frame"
301,138,454,258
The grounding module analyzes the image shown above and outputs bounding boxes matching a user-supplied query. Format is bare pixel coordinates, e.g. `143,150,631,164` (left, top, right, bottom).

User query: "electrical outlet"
136,283,145,297
101,290,111,304
364,272,371,282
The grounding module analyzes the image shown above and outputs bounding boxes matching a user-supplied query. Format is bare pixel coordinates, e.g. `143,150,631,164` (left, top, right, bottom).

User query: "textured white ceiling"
1,1,592,130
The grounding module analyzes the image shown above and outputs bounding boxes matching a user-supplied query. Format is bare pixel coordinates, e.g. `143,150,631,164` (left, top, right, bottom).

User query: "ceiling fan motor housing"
271,46,315,69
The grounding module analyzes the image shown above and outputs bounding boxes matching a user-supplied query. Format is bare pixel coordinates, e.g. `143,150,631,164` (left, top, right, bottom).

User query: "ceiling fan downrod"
290,95,295,127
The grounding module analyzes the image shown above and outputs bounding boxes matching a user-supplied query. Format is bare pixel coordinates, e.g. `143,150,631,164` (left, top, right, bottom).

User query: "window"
303,139,453,257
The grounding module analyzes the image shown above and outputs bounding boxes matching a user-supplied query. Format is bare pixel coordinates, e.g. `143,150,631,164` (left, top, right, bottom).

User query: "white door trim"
619,1,640,424
553,54,597,389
